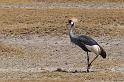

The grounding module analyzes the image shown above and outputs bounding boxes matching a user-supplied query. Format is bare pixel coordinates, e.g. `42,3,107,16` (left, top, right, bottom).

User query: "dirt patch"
0,35,123,81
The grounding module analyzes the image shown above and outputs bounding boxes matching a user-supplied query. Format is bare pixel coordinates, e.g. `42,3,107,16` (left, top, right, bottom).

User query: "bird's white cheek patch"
85,45,101,55
71,22,74,25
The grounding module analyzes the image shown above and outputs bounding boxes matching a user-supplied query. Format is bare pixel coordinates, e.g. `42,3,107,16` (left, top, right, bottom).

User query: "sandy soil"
0,0,124,82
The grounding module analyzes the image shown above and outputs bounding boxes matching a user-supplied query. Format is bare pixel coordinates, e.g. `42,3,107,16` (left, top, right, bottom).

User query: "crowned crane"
67,18,106,72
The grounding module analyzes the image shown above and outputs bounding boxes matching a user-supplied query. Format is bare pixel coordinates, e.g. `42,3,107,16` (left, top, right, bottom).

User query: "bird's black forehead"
68,20,72,23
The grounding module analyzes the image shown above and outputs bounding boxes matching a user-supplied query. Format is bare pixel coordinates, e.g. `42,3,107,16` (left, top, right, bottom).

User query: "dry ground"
0,0,124,82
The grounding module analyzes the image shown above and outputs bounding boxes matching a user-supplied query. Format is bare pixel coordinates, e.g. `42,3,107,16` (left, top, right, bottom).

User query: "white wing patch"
85,45,101,55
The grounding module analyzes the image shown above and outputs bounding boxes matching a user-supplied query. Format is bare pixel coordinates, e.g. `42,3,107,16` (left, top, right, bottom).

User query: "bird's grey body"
70,35,98,52
67,18,106,72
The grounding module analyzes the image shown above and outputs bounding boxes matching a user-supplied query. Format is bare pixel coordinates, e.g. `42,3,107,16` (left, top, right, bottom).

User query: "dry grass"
0,9,124,37
0,42,47,59
0,43,25,55
0,0,32,4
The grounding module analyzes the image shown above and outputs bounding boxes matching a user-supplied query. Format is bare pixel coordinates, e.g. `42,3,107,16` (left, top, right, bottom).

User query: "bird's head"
67,18,78,29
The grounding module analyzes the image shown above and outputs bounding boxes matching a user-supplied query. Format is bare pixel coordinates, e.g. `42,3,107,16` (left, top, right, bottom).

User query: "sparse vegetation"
0,9,124,37
0,0,124,82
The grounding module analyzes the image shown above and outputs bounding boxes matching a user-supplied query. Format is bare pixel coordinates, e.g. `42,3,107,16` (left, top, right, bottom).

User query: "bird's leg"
86,52,90,72
88,55,99,68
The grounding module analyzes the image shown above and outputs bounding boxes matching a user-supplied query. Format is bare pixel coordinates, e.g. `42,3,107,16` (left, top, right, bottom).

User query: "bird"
67,18,106,72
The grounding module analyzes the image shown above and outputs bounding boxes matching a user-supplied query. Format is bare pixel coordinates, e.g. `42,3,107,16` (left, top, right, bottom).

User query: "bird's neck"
69,25,76,38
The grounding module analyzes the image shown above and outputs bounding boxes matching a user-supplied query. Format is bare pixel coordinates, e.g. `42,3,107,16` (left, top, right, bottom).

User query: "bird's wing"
78,35,106,58
78,35,98,46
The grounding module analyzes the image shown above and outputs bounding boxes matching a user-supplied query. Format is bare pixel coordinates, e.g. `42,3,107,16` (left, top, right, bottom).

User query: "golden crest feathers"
71,17,78,22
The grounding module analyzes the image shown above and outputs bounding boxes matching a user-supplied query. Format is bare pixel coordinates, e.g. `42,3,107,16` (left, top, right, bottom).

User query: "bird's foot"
86,69,89,72
86,64,91,73
86,66,90,73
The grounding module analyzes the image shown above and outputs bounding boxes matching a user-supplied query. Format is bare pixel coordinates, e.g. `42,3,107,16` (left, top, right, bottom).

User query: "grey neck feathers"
69,24,76,38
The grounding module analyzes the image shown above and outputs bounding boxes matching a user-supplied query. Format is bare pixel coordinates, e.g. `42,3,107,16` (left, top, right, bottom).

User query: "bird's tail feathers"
99,46,106,58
